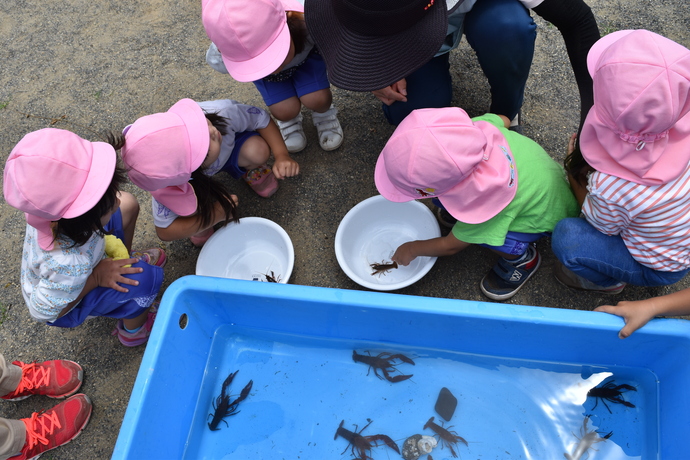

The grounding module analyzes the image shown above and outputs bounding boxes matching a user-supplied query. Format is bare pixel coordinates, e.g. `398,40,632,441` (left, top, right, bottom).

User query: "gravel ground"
0,1,688,458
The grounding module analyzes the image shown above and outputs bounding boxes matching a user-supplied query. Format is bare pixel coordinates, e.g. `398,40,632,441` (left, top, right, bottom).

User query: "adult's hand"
372,79,408,105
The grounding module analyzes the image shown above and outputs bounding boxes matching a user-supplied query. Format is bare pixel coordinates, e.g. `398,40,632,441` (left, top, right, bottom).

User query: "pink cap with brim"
581,29,690,185
202,0,304,82
121,99,209,217
3,128,116,251
375,108,518,224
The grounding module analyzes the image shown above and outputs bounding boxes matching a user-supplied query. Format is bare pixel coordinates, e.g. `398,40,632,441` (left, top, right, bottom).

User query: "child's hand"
92,257,143,293
567,132,577,155
594,300,657,339
272,157,300,179
392,242,417,266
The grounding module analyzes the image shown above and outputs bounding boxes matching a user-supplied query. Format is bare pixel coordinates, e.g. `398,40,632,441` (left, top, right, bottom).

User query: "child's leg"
219,132,278,198
48,260,164,329
293,53,344,151
117,191,139,252
255,79,306,153
236,136,271,171
552,217,689,287
299,88,332,114
268,96,302,122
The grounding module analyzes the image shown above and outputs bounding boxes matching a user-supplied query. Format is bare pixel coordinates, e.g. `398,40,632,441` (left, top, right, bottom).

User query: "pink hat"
201,0,304,82
121,99,208,217
580,29,690,185
3,128,116,251
374,108,518,224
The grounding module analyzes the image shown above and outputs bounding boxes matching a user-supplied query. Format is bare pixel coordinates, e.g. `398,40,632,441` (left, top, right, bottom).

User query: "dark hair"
564,137,595,187
205,111,229,137
287,12,308,56
189,168,240,229
55,132,127,247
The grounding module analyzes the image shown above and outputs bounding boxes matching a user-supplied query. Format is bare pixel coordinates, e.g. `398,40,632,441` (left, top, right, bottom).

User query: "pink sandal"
243,163,278,198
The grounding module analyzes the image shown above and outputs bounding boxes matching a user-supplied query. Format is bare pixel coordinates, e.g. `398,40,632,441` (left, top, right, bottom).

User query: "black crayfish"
352,350,415,383
587,380,636,414
207,370,253,431
334,419,400,460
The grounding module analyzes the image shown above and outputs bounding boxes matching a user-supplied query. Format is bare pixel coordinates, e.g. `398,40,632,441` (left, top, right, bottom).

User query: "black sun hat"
305,0,459,92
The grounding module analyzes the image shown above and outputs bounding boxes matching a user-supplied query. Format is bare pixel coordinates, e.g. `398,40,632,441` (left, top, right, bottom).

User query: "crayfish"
564,415,613,460
207,370,253,431
263,271,281,283
423,416,468,458
352,350,415,383
334,419,400,460
587,380,636,414
370,260,398,277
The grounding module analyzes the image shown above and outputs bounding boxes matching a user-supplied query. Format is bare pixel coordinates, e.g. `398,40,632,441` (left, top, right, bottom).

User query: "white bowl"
196,217,294,283
335,195,441,291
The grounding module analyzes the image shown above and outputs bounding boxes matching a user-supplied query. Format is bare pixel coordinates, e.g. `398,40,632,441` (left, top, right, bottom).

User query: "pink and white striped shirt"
583,162,690,272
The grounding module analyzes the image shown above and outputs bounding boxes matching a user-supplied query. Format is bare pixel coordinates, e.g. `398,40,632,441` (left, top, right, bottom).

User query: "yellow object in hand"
104,234,131,267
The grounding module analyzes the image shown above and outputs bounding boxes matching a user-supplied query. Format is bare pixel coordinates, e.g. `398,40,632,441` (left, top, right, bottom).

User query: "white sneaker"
276,114,307,153
312,106,343,151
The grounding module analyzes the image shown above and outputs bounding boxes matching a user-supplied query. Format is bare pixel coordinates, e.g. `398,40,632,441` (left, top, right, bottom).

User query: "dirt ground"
0,0,688,458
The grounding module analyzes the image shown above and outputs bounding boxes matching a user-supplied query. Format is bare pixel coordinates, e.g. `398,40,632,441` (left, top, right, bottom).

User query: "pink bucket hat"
121,99,209,217
3,128,116,251
374,108,518,224
580,29,690,185
201,0,304,82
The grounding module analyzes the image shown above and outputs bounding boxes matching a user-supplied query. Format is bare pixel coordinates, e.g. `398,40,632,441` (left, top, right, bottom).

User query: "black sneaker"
480,244,541,300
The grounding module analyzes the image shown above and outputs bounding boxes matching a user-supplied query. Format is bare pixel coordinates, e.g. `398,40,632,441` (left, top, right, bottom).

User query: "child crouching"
375,108,579,300
3,129,164,346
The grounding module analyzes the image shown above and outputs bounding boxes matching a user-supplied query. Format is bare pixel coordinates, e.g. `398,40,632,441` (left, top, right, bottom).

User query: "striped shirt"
583,162,690,271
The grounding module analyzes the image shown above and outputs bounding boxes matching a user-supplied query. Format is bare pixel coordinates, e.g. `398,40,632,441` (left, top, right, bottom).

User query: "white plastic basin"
196,217,294,283
335,195,441,290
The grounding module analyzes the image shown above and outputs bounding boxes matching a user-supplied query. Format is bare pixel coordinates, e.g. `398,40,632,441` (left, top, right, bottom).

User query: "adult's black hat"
305,0,462,92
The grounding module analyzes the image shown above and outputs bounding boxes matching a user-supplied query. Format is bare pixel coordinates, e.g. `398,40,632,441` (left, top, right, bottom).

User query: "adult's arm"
532,0,600,129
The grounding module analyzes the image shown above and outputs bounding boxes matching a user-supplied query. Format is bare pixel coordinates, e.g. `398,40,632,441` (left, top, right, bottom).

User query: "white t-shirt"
20,225,105,322
152,99,270,228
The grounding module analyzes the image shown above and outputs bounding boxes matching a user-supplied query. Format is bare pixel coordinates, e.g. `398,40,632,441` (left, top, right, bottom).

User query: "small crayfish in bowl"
370,260,398,277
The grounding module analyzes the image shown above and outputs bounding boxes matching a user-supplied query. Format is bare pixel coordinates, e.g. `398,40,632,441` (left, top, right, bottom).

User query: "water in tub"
183,327,653,459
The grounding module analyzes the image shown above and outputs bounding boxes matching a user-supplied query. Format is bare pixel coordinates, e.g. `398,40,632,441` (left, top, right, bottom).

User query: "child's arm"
594,288,690,339
57,257,142,318
257,120,299,180
392,233,470,266
156,199,235,241
566,133,588,207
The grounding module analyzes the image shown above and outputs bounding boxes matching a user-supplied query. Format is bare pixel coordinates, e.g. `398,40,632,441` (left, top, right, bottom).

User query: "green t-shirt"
451,114,579,246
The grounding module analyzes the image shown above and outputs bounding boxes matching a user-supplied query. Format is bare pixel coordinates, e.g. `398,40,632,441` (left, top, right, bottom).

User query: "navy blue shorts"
48,209,164,328
253,52,330,106
220,131,261,179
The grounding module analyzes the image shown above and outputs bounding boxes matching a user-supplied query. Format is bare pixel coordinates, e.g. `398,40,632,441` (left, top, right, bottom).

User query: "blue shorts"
48,209,164,328
253,52,331,106
220,131,261,179
432,198,547,256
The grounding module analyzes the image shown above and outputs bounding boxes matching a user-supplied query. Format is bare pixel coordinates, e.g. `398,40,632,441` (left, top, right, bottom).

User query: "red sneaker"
15,394,92,460
1,360,83,401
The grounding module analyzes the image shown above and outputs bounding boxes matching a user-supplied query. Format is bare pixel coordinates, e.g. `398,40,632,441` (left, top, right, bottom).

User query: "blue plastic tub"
113,276,690,459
